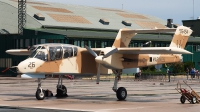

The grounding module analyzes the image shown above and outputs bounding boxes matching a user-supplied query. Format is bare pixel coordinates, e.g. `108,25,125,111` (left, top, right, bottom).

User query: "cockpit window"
35,51,47,61
49,47,62,61
63,47,73,58
29,50,37,58
28,46,43,58
74,47,78,56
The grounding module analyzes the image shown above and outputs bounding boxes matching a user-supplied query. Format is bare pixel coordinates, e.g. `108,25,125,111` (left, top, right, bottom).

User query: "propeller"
85,45,118,84
85,45,118,59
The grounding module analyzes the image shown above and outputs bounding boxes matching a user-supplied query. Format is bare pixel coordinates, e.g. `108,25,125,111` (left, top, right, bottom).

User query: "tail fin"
169,26,193,49
112,28,136,48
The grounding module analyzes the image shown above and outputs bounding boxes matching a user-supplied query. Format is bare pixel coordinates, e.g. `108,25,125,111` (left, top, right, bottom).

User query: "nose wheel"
35,78,53,100
35,89,45,100
35,78,45,100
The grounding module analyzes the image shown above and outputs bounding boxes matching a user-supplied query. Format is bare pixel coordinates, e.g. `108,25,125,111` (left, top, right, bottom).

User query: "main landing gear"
56,75,68,97
112,69,127,101
35,75,68,100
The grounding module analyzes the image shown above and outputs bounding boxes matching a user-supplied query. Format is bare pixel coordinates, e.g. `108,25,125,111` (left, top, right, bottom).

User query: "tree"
141,65,156,72
171,62,184,73
184,61,194,71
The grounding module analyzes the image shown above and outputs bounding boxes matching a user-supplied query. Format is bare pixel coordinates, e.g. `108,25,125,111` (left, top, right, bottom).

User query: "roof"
0,0,168,34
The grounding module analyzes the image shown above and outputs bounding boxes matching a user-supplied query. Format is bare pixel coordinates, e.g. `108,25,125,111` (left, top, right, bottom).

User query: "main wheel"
35,89,45,100
56,85,67,97
191,97,197,104
116,87,127,101
180,95,186,104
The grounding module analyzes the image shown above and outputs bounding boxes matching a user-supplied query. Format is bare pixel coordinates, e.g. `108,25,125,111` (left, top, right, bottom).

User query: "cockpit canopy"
29,44,78,61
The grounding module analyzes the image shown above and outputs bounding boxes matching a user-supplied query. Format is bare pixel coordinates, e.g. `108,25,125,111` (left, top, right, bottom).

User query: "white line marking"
95,107,145,112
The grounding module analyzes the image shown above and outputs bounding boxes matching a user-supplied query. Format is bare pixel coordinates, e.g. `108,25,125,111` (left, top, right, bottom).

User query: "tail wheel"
180,95,186,104
35,89,45,100
116,87,127,101
191,97,197,104
57,85,67,97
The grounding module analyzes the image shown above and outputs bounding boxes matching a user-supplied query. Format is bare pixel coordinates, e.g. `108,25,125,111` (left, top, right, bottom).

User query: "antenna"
122,4,123,10
18,0,26,35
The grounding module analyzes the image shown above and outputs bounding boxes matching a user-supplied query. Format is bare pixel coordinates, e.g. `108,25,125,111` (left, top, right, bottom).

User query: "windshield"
35,51,48,61
29,50,37,58
29,46,42,58
28,46,47,61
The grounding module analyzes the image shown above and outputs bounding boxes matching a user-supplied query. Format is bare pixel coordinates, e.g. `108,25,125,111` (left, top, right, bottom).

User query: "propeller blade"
85,45,98,57
103,48,118,58
96,63,101,84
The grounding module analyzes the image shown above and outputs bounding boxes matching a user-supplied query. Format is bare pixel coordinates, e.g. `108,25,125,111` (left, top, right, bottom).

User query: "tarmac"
0,77,200,112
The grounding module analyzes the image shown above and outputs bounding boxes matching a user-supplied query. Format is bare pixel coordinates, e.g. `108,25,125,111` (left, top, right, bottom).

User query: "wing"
6,49,31,55
90,47,192,54
117,47,192,54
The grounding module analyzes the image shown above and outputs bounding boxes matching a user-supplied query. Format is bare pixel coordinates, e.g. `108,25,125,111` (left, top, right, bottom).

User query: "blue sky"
36,0,200,25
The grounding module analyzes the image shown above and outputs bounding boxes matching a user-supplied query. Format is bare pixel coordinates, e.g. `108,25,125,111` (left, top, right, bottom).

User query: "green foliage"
141,67,148,71
184,61,194,70
141,61,194,74
171,62,184,73
141,65,156,72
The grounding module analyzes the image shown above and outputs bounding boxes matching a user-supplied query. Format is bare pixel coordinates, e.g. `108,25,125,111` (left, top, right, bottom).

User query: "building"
0,0,199,76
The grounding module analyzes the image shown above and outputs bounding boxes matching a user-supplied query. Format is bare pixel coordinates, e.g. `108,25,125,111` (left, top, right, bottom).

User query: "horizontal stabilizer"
122,28,176,33
6,49,31,55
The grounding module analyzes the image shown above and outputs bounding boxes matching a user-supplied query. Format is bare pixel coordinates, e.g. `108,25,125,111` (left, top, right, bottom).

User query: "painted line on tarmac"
6,106,158,112
0,104,93,112
31,106,94,112
95,107,144,112
94,106,159,112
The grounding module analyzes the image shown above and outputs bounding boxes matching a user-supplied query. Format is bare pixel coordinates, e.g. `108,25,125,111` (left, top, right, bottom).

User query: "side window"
55,47,62,60
49,47,62,61
63,47,73,58
74,47,78,56
150,57,152,62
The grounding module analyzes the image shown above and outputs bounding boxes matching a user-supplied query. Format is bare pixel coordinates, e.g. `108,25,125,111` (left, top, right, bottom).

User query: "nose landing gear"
35,78,45,100
35,78,53,100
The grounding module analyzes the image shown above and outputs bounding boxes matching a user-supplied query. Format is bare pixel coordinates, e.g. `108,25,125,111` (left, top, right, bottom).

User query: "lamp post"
193,0,194,20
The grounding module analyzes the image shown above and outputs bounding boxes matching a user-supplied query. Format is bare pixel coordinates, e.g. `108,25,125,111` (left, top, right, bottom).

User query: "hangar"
0,0,200,76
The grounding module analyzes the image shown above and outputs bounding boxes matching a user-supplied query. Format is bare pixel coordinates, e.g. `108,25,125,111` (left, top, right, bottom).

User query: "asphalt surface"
0,77,200,112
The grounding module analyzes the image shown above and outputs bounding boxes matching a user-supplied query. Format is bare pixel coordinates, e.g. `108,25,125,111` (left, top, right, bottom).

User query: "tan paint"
170,34,189,49
76,48,82,73
112,29,136,48
80,51,97,74
170,26,192,49
122,54,149,68
36,60,62,73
